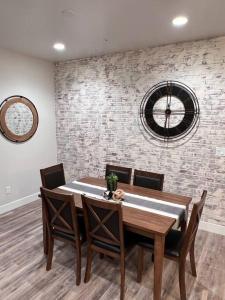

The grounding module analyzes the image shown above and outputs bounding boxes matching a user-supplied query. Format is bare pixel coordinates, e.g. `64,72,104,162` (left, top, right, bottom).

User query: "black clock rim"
140,81,200,142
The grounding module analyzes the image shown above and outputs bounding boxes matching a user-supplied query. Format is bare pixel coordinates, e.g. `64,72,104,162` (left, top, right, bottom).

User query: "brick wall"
55,36,225,226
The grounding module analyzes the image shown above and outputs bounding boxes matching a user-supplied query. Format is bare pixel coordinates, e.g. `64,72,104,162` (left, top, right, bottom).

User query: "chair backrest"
105,164,132,184
40,163,65,190
181,190,207,256
133,169,164,191
41,187,80,237
81,195,124,251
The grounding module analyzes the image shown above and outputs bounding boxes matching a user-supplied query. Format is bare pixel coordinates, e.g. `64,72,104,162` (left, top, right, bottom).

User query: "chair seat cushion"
138,230,183,257
92,231,139,254
53,229,76,241
53,214,86,242
93,239,121,253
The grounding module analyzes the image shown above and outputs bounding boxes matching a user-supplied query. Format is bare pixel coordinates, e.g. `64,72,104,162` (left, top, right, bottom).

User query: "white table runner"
59,180,186,228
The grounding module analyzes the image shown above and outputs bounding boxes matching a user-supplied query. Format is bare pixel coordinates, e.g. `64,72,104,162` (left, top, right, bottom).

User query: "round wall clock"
140,81,200,144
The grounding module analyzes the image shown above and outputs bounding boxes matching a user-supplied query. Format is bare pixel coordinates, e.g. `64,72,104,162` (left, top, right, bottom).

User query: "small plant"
106,173,118,193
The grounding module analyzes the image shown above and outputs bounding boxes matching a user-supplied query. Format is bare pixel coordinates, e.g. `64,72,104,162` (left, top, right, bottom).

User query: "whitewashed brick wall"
55,36,225,227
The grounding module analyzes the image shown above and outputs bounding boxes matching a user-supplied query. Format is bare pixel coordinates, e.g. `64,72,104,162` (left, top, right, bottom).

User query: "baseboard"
0,192,39,214
199,221,225,236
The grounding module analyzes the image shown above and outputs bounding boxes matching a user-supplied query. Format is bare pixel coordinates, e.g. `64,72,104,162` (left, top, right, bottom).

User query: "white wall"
0,48,57,211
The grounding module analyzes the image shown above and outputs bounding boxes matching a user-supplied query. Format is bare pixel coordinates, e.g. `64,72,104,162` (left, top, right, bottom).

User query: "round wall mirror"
0,96,39,143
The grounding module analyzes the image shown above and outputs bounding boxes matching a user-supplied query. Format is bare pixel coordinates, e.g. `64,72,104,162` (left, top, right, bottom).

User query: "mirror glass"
5,103,33,136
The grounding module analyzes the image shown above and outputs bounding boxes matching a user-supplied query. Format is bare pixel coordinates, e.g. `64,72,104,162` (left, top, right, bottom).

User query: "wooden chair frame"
137,190,207,300
40,163,66,255
41,187,83,286
81,195,126,300
133,169,164,191
105,164,132,184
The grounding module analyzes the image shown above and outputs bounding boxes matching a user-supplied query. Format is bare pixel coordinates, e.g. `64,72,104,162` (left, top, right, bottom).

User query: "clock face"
140,81,200,143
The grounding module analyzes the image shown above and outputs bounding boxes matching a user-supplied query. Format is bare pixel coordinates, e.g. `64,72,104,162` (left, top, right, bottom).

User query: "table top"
54,177,192,236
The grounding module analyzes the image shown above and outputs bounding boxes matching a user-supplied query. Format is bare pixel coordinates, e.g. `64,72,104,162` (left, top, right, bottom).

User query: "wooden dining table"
51,177,192,300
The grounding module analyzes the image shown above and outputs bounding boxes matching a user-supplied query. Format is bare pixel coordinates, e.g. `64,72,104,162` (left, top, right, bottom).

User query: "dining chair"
40,163,66,190
133,169,164,191
136,190,207,300
105,164,132,184
40,163,66,255
40,187,85,285
81,195,137,300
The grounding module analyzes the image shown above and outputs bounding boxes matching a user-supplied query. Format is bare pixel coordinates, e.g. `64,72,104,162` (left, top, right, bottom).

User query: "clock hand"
171,109,194,115
152,109,166,115
164,114,168,130
167,114,170,139
168,86,172,108
166,82,169,109
166,82,172,110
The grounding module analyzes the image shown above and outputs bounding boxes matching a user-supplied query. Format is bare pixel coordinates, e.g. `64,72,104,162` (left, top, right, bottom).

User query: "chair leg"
46,236,54,271
75,244,81,286
43,223,48,255
179,260,187,300
137,246,144,283
190,242,197,277
120,254,125,300
84,246,93,283
42,200,48,255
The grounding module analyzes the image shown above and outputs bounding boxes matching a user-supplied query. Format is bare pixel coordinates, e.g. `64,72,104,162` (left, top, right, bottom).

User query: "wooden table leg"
154,234,165,300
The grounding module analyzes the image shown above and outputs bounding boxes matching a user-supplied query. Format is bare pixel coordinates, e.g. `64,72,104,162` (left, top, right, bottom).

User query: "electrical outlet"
5,186,11,194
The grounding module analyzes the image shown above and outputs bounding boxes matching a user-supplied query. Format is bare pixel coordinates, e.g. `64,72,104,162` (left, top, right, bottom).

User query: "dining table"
49,177,192,300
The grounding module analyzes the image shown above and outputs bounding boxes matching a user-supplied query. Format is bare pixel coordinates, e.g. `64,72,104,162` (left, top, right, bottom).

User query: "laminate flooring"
0,201,225,300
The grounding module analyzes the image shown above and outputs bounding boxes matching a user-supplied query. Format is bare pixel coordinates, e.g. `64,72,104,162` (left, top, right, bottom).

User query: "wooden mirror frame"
0,95,39,143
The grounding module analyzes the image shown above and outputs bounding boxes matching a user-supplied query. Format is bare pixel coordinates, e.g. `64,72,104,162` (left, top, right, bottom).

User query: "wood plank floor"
0,201,225,300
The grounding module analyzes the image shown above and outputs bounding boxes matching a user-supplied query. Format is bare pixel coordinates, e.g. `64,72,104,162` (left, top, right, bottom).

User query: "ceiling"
0,0,225,62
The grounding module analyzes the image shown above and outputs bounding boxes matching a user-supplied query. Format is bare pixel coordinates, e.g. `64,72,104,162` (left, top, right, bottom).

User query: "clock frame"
140,81,200,143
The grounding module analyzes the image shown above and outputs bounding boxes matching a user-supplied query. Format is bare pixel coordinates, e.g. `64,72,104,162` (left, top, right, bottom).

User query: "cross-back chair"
81,195,137,300
41,187,85,285
40,163,66,255
40,163,65,190
105,164,132,184
136,190,207,300
133,169,164,191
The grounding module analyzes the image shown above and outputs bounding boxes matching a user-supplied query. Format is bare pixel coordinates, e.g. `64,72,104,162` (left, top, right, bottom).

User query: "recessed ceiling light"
172,16,188,27
53,43,65,51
